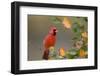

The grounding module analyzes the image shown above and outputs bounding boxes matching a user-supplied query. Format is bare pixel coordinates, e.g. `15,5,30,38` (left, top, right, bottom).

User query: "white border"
20,6,95,70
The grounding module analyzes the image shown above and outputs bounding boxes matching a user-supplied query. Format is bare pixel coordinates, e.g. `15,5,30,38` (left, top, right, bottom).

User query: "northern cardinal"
43,26,58,60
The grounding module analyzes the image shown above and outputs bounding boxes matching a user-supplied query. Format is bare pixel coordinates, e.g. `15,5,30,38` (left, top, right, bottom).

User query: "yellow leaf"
82,32,88,38
62,17,72,29
59,48,65,57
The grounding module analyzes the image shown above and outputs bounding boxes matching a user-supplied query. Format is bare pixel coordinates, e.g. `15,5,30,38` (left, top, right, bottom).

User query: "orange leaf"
79,49,86,58
59,48,65,57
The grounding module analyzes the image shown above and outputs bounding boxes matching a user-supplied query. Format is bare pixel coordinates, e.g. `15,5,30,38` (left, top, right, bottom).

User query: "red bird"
43,26,58,60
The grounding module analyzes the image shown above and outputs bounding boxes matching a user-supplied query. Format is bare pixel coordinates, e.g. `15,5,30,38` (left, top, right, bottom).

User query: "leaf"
49,47,57,58
62,17,72,29
81,32,88,38
81,45,88,52
50,17,62,26
84,17,88,22
72,37,78,40
68,48,78,55
78,49,86,58
66,54,75,59
59,48,66,57
72,23,80,33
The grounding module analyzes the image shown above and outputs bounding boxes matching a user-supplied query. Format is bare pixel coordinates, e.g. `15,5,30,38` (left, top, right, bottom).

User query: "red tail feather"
42,49,49,60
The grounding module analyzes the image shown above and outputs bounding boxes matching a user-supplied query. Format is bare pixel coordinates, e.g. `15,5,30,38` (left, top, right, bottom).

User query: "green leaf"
50,17,62,26
72,37,78,40
72,23,81,33
66,54,75,59
81,45,88,51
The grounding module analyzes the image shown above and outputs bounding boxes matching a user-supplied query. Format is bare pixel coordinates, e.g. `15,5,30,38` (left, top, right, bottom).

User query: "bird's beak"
55,30,58,32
